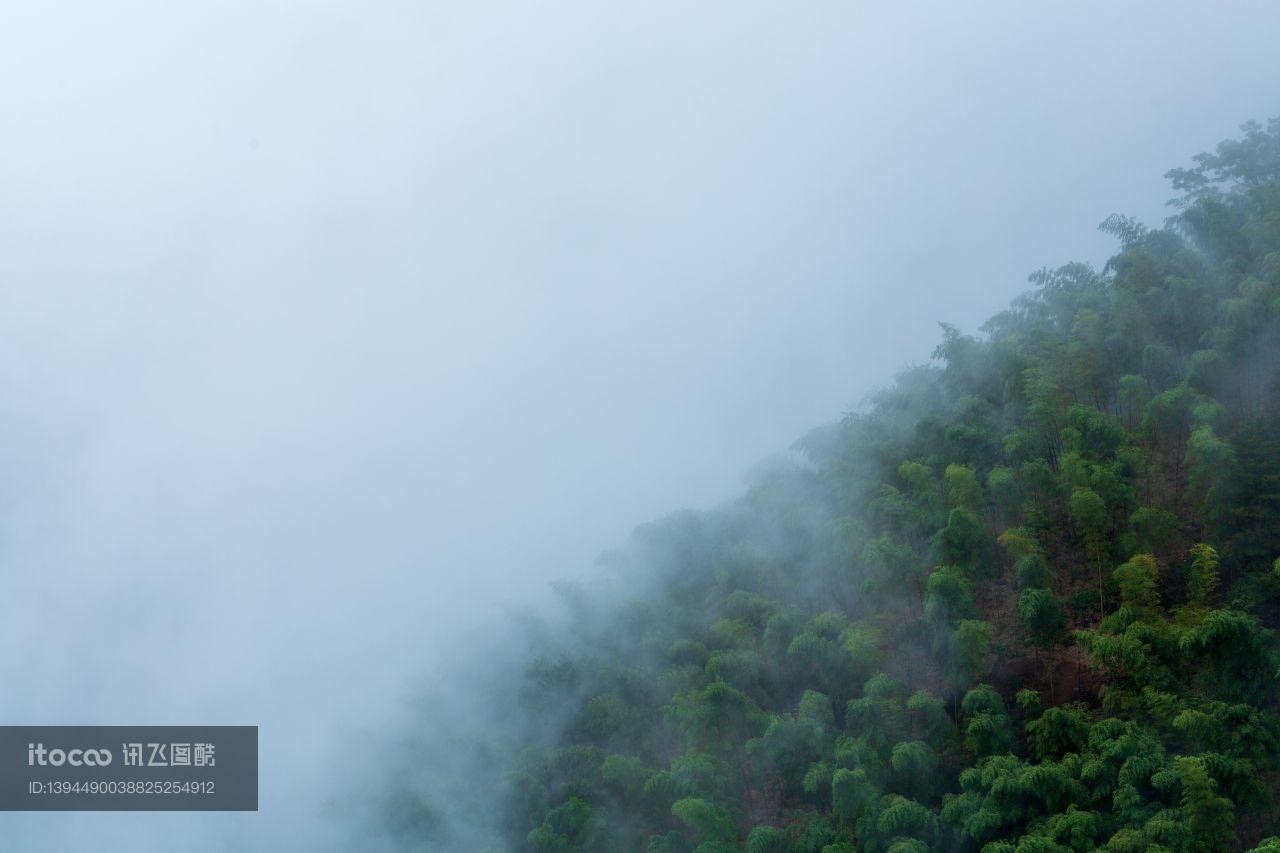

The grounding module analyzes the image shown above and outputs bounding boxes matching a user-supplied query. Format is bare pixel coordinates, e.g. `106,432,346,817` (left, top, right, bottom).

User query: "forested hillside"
462,120,1280,852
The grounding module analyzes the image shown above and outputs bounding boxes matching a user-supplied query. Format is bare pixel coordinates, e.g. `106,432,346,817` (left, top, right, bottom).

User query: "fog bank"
0,1,1276,849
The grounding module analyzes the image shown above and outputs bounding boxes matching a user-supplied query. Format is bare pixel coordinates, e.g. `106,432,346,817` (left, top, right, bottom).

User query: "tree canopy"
401,119,1280,852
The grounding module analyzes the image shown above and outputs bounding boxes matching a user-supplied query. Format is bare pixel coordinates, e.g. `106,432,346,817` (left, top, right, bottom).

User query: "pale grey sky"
0,1,1276,849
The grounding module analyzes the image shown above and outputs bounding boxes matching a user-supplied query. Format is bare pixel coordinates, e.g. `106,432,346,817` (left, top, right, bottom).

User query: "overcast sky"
0,1,1277,849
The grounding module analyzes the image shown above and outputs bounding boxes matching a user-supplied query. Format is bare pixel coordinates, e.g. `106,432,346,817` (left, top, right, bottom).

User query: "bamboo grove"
439,120,1280,852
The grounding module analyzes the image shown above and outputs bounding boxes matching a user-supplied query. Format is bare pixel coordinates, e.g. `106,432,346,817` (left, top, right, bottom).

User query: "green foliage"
988,466,1021,517
1114,554,1160,611
674,680,764,751
745,825,788,853
484,119,1280,853
936,506,989,571
952,619,992,683
1014,554,1054,591
831,767,877,823
946,463,985,511
846,673,908,752
1130,506,1180,553
1068,488,1110,546
905,689,953,746
528,797,597,851
671,798,736,845
925,565,976,627
1019,588,1065,647
1186,544,1220,607
1167,118,1280,199
1175,757,1234,852
876,794,938,842
963,685,1014,757
885,840,929,853
1026,706,1090,761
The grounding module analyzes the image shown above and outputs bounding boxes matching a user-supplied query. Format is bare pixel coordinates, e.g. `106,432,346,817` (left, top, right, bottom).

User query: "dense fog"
0,1,1277,850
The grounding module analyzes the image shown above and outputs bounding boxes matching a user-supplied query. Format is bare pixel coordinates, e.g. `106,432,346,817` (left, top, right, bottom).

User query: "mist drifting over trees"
381,121,1280,852
3,3,1280,852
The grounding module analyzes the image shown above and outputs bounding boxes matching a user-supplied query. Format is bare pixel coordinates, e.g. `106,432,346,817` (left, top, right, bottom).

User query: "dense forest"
400,119,1280,852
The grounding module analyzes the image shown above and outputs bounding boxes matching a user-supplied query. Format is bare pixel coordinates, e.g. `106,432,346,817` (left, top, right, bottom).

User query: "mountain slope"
449,119,1280,852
